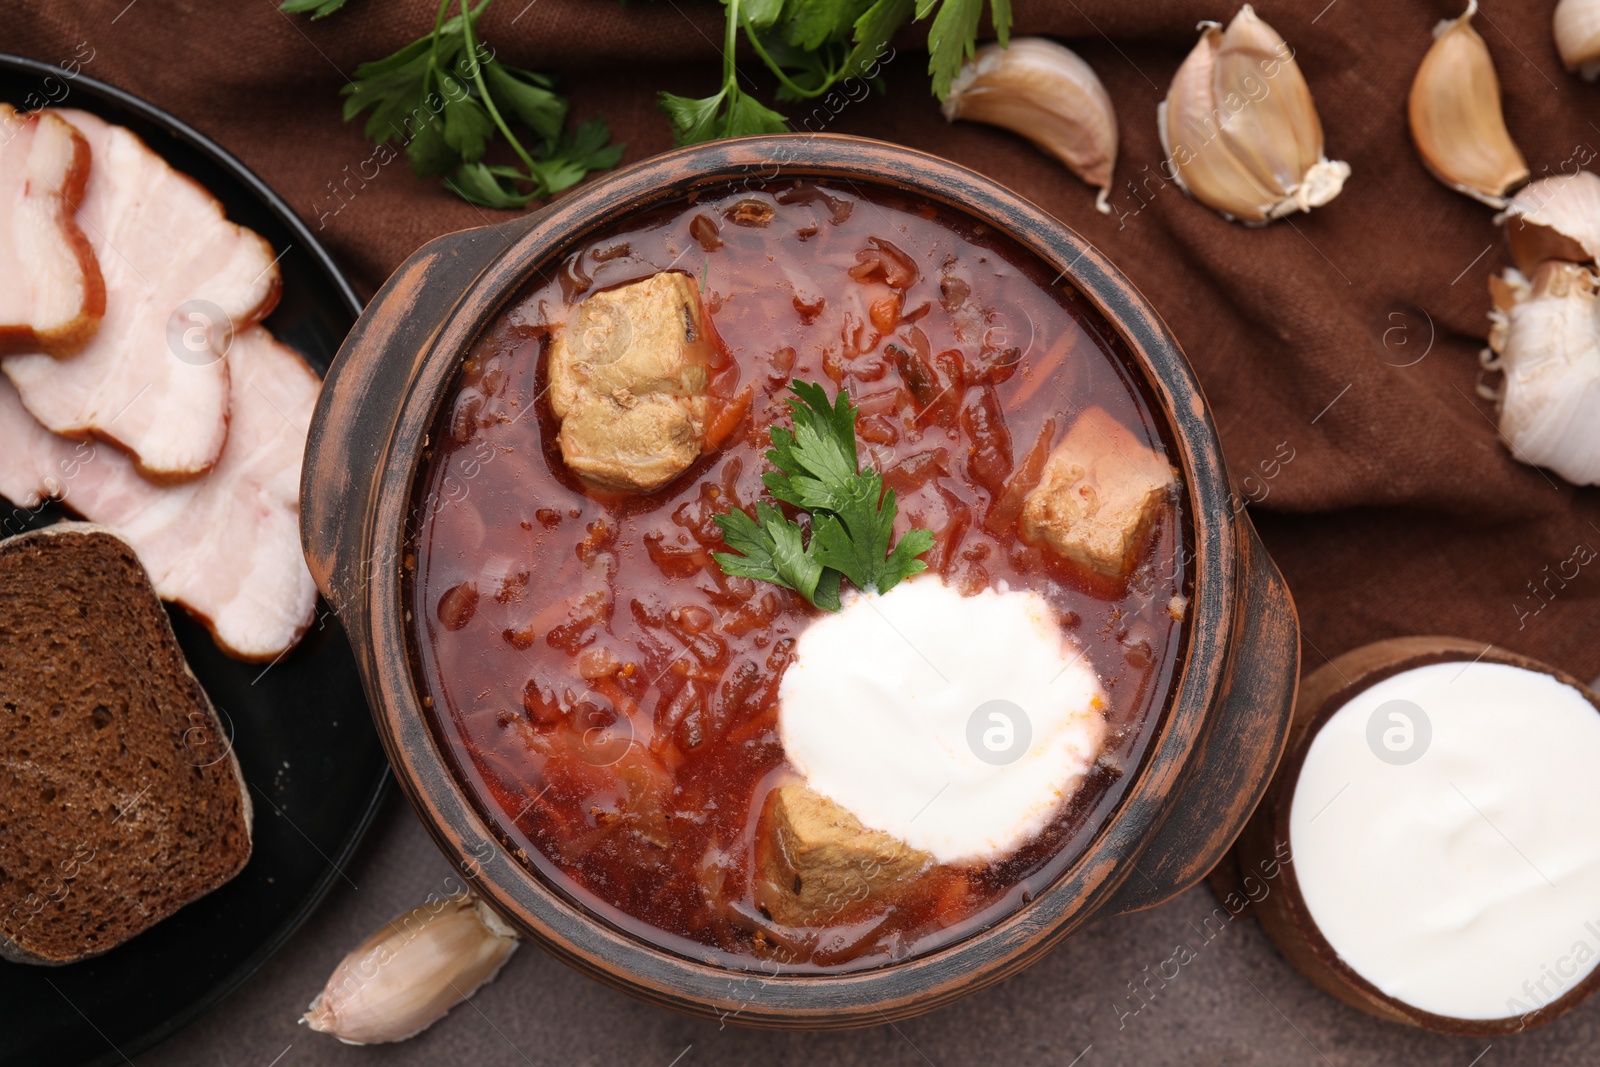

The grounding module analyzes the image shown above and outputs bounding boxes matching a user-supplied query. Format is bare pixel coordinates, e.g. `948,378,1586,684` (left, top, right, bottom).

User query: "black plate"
0,54,388,1067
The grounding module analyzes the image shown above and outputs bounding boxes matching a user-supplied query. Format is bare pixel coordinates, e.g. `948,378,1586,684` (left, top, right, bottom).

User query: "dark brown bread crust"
0,523,251,965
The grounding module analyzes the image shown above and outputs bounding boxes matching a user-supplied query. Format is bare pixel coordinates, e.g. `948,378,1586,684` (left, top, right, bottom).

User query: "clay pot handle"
1106,515,1300,914
299,219,535,635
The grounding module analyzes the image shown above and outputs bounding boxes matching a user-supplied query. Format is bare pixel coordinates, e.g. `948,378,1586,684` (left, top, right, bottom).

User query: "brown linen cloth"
7,1,1600,1063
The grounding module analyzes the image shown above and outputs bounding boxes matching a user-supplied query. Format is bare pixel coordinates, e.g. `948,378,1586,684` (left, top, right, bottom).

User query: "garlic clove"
943,38,1118,213
1159,21,1274,223
1408,1,1529,208
1158,5,1349,225
1497,171,1600,275
1554,0,1600,80
1483,260,1600,485
1211,7,1322,197
301,891,520,1045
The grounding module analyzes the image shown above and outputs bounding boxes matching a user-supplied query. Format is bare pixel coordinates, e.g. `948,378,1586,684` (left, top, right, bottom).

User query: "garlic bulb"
1497,171,1600,275
301,891,520,1045
1157,5,1349,225
1554,0,1600,80
1408,1,1529,208
943,38,1118,213
1482,261,1600,484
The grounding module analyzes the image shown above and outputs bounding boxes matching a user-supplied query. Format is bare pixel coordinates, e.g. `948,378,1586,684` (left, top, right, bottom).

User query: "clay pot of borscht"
299,134,1301,1028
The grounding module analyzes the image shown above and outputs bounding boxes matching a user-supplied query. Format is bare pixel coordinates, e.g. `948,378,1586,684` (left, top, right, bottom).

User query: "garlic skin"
1482,261,1600,485
1157,5,1349,225
1554,0,1600,81
1408,1,1529,208
943,38,1118,213
1497,171,1600,275
1484,266,1528,361
301,892,520,1045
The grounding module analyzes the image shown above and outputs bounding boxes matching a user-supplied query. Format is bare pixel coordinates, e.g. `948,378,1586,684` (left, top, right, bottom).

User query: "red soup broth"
408,179,1192,973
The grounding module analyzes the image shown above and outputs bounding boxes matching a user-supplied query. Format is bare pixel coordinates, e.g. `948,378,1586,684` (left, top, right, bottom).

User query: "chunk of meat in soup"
547,272,718,492
1019,406,1176,579
754,784,934,928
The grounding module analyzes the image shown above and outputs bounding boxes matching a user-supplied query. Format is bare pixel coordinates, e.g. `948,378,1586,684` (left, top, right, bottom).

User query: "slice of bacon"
0,326,319,662
0,104,105,356
1,108,281,479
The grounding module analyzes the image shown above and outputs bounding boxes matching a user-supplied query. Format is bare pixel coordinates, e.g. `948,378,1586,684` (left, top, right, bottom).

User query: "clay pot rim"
1267,636,1600,1035
345,133,1262,1026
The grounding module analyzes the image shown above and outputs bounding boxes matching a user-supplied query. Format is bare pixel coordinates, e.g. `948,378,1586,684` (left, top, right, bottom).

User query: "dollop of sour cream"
1292,661,1600,1020
777,576,1107,864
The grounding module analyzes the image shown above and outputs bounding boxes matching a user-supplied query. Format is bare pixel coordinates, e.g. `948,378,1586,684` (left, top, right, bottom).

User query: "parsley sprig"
279,0,350,16
660,0,1012,144
333,0,622,208
713,382,933,610
659,0,789,144
292,0,1011,155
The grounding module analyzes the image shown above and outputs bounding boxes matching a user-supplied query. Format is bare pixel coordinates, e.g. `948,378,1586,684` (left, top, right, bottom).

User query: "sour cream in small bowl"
1235,636,1600,1034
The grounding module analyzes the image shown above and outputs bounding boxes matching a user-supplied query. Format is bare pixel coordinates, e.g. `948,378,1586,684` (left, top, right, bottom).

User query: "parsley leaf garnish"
714,502,838,610
712,382,933,610
335,0,623,207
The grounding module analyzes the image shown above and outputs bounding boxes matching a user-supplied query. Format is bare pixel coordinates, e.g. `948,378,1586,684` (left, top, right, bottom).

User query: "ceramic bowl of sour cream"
1235,636,1600,1034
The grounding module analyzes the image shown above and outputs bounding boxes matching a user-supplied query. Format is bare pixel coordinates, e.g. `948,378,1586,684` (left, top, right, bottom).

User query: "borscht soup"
408,179,1192,973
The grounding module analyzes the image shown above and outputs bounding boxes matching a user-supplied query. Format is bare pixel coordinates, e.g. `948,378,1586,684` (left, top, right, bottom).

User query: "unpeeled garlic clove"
1408,1,1529,208
1554,0,1600,80
301,891,520,1045
1481,260,1600,485
943,38,1118,213
1497,171,1600,275
1158,5,1349,225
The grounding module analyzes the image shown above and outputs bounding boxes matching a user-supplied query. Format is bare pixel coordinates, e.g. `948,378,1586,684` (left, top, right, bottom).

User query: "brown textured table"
144,794,1600,1066
8,0,1600,1063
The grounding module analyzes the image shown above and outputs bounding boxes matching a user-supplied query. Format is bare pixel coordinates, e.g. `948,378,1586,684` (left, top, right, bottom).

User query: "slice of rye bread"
0,522,252,965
